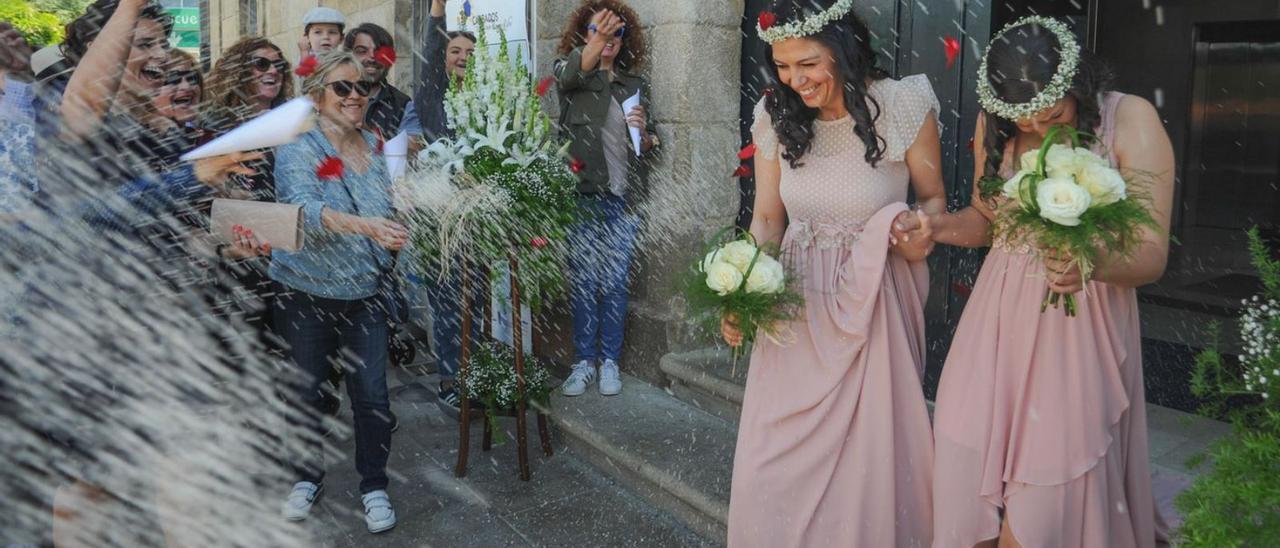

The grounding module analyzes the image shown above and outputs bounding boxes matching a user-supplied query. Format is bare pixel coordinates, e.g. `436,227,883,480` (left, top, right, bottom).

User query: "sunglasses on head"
249,56,287,73
326,80,373,98
164,70,200,87
587,23,626,38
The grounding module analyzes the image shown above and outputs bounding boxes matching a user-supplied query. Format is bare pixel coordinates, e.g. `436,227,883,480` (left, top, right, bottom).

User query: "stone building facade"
205,0,746,382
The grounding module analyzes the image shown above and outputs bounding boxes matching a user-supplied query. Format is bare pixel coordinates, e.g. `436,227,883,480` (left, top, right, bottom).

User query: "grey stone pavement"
297,370,711,548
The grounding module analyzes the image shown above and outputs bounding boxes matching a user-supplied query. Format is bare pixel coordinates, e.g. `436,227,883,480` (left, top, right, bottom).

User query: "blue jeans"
275,284,392,494
568,194,639,363
424,264,486,381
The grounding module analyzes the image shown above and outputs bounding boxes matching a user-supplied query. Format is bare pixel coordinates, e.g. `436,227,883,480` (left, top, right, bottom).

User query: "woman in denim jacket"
271,50,407,534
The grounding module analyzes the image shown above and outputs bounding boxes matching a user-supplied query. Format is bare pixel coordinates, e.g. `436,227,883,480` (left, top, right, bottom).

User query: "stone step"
659,347,747,425
548,373,735,546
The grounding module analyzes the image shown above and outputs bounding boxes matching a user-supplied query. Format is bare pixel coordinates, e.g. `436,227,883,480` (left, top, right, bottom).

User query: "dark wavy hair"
761,0,889,169
556,0,647,72
448,30,477,43
980,20,1115,179
61,0,174,65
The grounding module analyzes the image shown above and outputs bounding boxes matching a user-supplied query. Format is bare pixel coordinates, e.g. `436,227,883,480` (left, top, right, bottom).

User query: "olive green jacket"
552,47,658,200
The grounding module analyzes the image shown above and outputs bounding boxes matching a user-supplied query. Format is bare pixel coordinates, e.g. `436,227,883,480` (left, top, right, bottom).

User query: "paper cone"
181,97,316,161
209,199,305,252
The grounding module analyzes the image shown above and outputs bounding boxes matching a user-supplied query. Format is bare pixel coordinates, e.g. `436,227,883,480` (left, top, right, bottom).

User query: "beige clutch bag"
210,199,305,252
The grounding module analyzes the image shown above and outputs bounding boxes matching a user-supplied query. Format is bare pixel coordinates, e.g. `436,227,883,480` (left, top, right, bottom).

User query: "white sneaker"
561,360,596,396
362,490,397,533
281,481,323,521
599,359,622,396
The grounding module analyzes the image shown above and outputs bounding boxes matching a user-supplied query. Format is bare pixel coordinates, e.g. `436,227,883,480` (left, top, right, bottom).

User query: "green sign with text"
167,7,200,49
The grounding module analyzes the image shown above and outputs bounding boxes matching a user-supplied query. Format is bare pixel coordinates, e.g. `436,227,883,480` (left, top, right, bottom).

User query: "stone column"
535,0,745,383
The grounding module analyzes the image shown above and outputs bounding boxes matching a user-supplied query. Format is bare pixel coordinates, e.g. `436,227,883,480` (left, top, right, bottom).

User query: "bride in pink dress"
919,17,1176,548
722,1,945,545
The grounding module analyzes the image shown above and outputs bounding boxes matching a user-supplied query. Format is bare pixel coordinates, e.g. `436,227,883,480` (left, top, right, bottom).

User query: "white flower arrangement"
436,26,562,172
457,342,553,445
976,15,1081,121
1239,294,1279,402
397,24,580,308
756,0,854,44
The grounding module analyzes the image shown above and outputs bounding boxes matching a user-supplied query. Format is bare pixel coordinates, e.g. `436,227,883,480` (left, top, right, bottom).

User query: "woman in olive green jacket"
553,0,659,398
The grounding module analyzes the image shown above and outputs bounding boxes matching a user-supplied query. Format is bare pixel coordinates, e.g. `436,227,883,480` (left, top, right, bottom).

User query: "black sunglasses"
326,80,373,98
249,56,288,73
164,70,200,87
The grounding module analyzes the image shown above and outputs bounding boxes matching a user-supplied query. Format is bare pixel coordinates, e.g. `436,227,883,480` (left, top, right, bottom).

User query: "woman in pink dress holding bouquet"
722,0,946,545
917,16,1176,547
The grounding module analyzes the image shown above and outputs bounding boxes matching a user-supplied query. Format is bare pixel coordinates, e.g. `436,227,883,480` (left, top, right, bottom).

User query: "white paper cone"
181,97,316,161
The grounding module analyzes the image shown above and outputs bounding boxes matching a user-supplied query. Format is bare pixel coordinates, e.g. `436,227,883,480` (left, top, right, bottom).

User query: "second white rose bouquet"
683,230,803,360
979,125,1159,316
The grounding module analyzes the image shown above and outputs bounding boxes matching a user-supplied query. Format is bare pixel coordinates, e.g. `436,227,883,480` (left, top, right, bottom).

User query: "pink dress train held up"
727,75,939,548
931,92,1170,548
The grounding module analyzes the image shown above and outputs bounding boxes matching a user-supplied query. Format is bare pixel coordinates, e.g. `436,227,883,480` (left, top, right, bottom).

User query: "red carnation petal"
943,36,961,69
737,143,757,160
951,280,973,297
569,158,586,174
758,12,777,31
536,76,555,97
732,165,753,178
316,156,344,180
373,46,397,67
294,55,318,77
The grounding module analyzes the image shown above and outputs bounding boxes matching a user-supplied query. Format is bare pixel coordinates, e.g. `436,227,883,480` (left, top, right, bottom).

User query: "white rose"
745,256,786,294
1076,163,1127,206
700,250,721,273
719,240,759,273
1019,149,1041,173
1074,148,1110,170
1002,170,1033,202
1043,144,1080,179
705,261,744,296
1035,177,1092,226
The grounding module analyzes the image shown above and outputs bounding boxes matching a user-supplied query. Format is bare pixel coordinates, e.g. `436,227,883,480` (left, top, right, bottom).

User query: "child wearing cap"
298,6,345,59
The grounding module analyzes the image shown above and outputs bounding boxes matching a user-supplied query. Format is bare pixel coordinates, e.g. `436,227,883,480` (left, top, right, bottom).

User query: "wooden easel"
455,252,554,481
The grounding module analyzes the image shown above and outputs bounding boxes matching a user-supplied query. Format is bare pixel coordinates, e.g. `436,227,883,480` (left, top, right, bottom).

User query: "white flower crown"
976,16,1082,121
757,0,854,44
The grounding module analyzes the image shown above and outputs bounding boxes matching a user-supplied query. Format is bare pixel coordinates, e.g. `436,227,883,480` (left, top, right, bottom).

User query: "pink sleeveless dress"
728,75,938,547
931,92,1170,547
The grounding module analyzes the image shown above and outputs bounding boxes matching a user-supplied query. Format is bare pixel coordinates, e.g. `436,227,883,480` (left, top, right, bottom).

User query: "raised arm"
414,0,449,141
60,0,144,140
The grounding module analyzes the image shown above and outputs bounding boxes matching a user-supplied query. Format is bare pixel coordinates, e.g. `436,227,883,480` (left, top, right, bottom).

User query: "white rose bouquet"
683,230,803,360
979,124,1159,316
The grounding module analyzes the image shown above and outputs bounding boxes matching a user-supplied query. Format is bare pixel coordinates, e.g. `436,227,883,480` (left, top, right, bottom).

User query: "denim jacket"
270,128,393,300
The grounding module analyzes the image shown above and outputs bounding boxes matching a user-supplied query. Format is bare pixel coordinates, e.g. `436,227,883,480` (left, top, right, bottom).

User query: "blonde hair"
300,50,362,98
